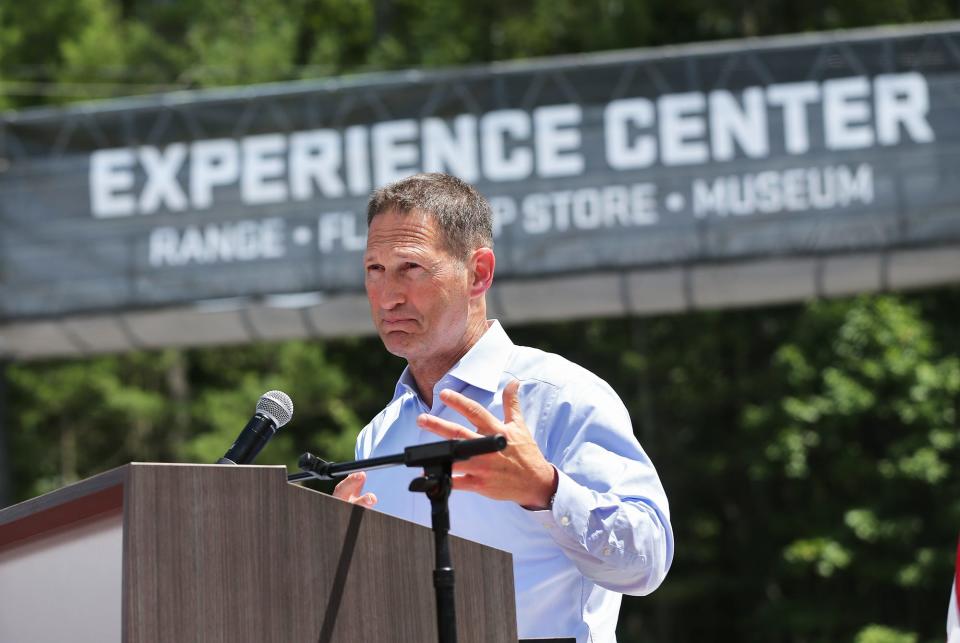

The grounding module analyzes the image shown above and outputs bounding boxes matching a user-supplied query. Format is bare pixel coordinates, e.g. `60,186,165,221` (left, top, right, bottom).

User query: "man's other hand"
332,471,378,507
416,379,559,510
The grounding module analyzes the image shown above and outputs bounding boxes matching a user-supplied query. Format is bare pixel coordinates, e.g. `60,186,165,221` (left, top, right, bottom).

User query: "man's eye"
366,264,384,273
403,262,422,271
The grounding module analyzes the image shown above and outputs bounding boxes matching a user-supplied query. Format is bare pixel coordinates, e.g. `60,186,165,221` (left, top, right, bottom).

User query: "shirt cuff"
529,467,594,545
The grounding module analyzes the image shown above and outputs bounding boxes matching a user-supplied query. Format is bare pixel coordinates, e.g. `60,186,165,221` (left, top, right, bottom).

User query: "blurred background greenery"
2,1,959,641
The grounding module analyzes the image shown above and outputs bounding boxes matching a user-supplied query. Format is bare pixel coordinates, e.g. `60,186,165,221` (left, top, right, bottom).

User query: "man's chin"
380,330,416,357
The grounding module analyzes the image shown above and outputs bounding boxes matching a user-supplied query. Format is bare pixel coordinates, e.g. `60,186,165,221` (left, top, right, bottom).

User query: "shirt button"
560,515,571,526
602,546,612,557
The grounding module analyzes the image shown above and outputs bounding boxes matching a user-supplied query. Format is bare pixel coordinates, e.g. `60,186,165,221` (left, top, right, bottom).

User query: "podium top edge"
0,463,291,523
128,462,288,469
0,464,128,524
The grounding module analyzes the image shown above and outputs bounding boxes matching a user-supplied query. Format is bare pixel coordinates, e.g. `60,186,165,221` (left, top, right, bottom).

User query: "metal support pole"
410,462,457,643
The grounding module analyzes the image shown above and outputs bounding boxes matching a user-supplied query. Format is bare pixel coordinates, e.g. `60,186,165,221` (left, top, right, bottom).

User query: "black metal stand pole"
410,462,457,643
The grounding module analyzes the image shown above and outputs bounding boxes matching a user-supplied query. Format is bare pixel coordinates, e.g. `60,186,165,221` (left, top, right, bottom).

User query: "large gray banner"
2,24,960,323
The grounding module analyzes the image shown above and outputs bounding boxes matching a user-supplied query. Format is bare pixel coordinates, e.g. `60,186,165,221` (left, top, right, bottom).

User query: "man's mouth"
382,317,416,328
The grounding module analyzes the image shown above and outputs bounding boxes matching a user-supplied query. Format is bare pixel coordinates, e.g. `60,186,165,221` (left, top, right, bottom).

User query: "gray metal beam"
2,245,957,360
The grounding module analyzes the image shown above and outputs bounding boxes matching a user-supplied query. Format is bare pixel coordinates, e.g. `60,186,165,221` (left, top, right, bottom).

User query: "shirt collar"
448,320,513,392
391,320,513,400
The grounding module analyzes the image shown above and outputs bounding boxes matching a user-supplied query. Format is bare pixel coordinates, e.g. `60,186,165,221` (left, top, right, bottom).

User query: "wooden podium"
0,463,518,642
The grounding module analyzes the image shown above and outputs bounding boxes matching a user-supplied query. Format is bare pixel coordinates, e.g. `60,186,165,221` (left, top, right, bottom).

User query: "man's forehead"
373,206,434,225
367,208,439,246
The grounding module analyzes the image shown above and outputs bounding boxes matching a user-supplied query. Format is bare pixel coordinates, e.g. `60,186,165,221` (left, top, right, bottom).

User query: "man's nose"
378,274,406,309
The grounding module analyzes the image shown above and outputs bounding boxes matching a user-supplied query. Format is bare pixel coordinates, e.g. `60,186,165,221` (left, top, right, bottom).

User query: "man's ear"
469,247,495,296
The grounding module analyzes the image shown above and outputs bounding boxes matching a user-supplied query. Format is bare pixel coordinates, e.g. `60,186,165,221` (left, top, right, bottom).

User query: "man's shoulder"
505,343,634,445
505,343,618,398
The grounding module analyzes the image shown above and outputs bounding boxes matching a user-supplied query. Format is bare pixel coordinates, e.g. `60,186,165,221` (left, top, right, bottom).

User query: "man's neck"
408,318,489,407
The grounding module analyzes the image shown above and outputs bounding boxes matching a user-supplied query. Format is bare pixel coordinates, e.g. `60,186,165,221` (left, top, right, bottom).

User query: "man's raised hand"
415,379,558,510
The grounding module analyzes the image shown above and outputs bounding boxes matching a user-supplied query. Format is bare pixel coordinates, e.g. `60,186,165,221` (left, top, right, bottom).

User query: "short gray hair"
366,173,493,260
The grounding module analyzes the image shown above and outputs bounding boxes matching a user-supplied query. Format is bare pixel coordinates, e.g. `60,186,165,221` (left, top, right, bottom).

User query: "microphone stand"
289,435,507,643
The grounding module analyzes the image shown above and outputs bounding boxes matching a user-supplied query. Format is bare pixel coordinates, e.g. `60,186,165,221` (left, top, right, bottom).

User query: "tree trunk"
60,419,78,484
0,362,11,507
164,349,190,459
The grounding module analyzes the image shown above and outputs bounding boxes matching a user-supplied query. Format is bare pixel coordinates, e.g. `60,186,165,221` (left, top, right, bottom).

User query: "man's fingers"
333,472,378,507
449,473,483,493
438,389,500,434
502,379,523,425
417,413,483,439
451,454,493,475
332,471,366,501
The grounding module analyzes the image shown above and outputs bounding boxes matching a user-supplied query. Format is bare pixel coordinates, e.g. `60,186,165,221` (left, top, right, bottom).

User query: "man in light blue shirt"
334,173,673,642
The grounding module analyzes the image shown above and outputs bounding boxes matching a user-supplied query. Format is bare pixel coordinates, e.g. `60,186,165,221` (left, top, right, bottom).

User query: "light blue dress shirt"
356,321,673,642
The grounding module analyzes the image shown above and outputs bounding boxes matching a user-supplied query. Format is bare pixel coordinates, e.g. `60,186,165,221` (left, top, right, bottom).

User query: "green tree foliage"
742,297,959,640
855,624,918,643
2,0,958,107
56,0,188,101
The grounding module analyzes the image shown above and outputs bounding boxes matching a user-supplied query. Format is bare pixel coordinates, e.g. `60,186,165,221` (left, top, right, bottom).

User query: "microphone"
216,390,294,465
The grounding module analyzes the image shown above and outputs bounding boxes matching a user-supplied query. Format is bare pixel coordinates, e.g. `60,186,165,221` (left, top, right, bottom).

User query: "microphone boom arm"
290,435,507,482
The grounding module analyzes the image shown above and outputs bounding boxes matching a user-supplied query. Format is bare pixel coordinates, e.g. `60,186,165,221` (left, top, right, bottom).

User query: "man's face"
364,208,472,364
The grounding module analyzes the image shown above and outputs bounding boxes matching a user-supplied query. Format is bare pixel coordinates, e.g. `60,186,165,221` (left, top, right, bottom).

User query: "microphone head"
257,390,294,428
